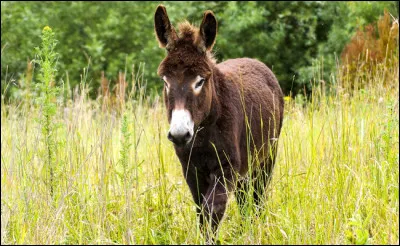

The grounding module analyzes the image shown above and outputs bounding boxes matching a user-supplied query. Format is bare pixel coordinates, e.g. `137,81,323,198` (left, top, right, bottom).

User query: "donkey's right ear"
154,5,177,49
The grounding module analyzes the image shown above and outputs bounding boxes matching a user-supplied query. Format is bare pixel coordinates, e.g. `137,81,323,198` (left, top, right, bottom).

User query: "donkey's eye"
195,79,205,89
164,81,169,89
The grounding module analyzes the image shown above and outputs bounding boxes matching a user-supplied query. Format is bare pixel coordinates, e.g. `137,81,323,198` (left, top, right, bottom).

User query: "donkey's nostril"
184,132,192,141
167,130,192,146
167,131,173,141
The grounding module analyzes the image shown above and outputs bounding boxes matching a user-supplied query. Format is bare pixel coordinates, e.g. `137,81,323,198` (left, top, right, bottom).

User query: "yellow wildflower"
43,26,52,32
284,96,291,102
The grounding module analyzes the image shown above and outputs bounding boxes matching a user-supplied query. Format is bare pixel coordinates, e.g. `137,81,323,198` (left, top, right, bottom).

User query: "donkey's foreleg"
201,170,236,244
182,165,209,227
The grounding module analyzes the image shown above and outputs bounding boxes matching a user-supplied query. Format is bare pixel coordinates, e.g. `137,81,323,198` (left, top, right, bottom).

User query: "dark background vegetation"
1,1,398,100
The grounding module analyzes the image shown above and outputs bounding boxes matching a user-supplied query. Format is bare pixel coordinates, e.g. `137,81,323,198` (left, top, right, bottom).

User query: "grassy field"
1,61,398,244
1,28,399,244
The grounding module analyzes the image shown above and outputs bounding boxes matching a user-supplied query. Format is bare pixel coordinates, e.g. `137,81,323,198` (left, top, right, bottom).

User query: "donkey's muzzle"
167,131,193,146
168,109,194,147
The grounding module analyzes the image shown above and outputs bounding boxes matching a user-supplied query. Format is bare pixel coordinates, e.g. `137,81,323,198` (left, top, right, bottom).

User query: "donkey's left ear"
154,5,177,49
199,10,218,51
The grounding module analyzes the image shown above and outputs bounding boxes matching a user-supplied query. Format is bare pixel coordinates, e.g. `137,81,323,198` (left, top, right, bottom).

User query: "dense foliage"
1,1,398,99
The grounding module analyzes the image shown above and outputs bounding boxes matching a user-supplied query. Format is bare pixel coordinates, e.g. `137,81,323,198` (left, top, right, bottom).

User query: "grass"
1,33,399,245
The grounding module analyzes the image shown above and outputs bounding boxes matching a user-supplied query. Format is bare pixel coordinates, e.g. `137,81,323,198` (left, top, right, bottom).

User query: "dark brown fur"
154,5,284,243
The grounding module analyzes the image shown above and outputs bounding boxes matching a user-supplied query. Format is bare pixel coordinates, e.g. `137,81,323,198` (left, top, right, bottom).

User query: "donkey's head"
154,5,218,147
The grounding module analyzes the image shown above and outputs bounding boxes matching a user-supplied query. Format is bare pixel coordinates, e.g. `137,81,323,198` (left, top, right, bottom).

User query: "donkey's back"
218,58,283,100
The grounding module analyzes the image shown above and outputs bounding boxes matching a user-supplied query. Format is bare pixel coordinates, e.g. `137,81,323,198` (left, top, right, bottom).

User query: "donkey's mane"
177,20,198,39
177,20,217,64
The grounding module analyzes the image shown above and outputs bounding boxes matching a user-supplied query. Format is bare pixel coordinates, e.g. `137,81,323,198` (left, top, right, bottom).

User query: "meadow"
1,27,399,245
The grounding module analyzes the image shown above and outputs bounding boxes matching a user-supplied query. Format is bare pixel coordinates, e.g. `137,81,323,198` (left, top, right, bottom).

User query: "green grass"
1,28,399,244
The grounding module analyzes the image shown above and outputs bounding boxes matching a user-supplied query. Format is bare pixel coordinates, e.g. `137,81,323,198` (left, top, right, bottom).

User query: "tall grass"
1,33,399,245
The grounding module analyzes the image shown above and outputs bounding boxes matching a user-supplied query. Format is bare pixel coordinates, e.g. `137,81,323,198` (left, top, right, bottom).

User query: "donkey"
154,5,284,242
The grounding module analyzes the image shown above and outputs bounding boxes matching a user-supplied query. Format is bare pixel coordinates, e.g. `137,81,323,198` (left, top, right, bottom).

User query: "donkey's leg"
253,141,279,208
252,164,270,209
183,166,209,226
234,177,250,217
201,173,234,244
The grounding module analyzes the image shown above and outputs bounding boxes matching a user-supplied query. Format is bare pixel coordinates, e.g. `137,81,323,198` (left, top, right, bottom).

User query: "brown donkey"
154,5,284,242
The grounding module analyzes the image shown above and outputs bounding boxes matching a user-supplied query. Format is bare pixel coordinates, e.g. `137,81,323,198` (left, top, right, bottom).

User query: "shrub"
340,10,399,90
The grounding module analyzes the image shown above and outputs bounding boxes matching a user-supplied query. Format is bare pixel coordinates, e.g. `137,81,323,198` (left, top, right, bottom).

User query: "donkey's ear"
154,5,177,48
199,10,218,51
